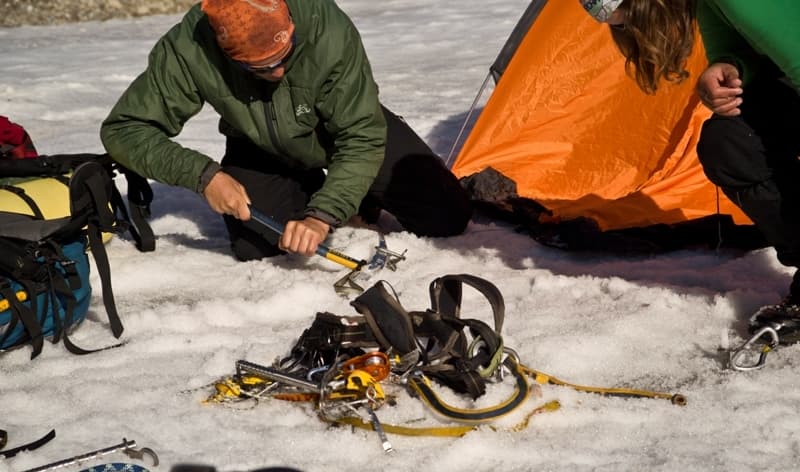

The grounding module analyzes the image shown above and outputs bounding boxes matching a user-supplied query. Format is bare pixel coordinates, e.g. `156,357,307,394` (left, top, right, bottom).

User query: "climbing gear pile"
202,274,685,451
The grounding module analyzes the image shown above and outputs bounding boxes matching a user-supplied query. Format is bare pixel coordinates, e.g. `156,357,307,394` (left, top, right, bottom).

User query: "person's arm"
308,10,386,226
100,27,214,193
699,0,800,87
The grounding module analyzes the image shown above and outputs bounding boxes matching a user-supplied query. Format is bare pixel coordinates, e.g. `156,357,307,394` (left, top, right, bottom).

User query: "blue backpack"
0,158,151,358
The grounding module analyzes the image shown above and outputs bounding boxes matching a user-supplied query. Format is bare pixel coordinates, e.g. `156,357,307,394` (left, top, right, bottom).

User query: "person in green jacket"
579,0,800,326
101,0,471,261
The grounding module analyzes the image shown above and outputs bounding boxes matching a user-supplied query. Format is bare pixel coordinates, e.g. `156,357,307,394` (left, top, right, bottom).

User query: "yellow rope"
519,364,687,406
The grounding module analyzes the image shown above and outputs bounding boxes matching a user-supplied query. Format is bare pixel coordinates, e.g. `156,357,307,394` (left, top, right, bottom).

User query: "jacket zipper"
264,101,287,156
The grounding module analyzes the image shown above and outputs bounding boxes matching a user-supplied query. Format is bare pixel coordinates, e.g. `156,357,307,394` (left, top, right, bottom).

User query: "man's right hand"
202,171,252,220
696,62,744,117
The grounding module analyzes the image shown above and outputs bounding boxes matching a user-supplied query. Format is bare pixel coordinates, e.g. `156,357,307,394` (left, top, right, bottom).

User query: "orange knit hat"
201,0,294,64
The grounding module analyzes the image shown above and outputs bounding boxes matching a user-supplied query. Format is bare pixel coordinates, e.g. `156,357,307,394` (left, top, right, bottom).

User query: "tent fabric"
452,0,751,232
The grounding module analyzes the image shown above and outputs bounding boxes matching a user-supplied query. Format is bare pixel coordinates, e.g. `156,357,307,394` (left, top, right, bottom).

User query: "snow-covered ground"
2,1,799,471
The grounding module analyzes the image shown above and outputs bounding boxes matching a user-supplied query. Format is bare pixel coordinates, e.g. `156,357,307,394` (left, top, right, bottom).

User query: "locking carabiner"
729,325,781,371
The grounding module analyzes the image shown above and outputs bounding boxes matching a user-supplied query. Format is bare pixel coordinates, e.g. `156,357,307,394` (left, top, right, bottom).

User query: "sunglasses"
238,33,297,73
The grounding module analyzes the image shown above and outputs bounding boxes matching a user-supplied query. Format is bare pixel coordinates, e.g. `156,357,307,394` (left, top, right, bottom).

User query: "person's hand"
281,217,330,256
696,62,743,116
202,171,252,220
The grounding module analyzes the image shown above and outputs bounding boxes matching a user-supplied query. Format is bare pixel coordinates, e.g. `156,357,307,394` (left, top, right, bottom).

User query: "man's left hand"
280,217,331,256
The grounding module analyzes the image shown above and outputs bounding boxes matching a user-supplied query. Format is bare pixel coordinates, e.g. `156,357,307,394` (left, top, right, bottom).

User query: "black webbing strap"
428,274,505,334
0,429,56,459
0,276,43,358
407,357,530,423
1,152,156,252
0,238,40,279
112,165,155,252
0,153,97,177
69,162,124,339
294,311,378,352
421,274,508,398
350,281,418,355
0,185,44,220
40,242,92,355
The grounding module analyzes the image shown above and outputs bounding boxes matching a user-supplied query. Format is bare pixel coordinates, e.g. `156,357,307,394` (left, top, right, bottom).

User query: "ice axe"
248,207,406,295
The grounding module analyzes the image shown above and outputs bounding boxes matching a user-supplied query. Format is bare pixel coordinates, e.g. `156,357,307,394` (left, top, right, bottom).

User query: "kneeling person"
101,0,471,261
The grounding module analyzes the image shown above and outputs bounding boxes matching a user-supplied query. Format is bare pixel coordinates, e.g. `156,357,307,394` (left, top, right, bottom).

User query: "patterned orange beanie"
201,0,294,63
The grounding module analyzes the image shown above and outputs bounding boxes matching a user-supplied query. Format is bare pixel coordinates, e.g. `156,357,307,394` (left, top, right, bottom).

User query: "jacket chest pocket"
273,87,319,139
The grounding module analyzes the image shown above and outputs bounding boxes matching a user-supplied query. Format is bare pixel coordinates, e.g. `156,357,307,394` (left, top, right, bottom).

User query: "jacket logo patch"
295,104,311,116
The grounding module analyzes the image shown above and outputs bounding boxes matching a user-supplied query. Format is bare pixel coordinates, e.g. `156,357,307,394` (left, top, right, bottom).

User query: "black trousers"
697,78,800,285
221,105,473,261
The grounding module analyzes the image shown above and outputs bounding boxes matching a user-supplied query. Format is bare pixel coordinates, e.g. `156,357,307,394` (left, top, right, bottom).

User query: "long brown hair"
610,0,696,94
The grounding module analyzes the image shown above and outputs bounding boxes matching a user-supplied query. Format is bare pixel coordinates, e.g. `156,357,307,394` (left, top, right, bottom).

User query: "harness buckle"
729,325,780,371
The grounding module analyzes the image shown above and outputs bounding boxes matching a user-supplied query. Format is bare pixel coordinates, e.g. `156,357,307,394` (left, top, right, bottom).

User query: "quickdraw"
202,274,686,452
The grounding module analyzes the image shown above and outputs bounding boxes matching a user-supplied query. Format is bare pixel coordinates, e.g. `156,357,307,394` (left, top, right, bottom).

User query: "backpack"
0,116,38,159
0,118,155,358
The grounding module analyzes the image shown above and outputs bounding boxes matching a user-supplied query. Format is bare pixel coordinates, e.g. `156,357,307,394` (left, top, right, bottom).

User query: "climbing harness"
201,274,685,451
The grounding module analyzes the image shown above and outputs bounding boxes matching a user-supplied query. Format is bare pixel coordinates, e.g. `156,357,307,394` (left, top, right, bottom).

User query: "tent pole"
444,72,493,169
444,0,549,170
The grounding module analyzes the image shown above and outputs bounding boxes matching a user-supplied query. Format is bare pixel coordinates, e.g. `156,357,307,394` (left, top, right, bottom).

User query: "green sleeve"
100,26,214,191
307,9,386,224
698,0,800,87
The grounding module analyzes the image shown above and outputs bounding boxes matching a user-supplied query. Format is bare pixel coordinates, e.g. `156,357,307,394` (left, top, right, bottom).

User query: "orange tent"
450,0,751,233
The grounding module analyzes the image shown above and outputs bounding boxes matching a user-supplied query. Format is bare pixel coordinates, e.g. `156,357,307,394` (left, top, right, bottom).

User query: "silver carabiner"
729,325,781,372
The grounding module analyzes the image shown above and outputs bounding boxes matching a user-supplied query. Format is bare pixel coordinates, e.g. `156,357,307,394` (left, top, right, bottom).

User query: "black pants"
221,105,473,260
697,78,800,289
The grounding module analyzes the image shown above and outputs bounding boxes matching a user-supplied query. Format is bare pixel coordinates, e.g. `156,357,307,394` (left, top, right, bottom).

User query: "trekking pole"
248,207,365,271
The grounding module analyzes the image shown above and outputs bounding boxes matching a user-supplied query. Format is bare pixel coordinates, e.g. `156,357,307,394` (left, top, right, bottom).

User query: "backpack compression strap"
67,162,124,339
0,274,44,358
110,164,155,252
0,153,156,252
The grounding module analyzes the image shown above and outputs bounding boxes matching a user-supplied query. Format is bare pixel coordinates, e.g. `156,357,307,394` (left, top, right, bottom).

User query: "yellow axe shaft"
249,207,365,271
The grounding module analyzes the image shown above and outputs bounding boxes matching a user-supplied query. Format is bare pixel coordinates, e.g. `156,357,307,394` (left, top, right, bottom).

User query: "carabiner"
729,325,781,372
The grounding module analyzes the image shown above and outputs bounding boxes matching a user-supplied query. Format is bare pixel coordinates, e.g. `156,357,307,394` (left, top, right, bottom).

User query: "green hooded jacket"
100,0,386,225
697,0,800,88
